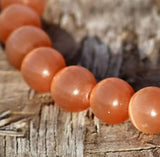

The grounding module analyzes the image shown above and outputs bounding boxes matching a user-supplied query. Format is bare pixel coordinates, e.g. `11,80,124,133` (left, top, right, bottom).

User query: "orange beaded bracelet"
0,0,46,16
0,0,160,134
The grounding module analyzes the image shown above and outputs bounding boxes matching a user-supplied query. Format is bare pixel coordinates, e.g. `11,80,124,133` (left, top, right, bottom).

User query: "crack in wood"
16,137,18,156
36,104,43,156
44,116,48,157
4,137,6,157
85,146,160,154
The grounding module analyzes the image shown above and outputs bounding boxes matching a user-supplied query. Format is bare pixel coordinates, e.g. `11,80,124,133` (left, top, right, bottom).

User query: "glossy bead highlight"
129,87,160,134
51,66,97,112
0,4,41,43
90,78,134,124
5,26,52,70
21,47,66,92
0,0,46,16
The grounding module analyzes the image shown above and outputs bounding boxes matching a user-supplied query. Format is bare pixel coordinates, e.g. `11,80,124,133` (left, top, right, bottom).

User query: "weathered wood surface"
1,0,160,156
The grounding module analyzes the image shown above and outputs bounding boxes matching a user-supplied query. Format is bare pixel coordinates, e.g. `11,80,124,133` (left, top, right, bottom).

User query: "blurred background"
42,0,160,89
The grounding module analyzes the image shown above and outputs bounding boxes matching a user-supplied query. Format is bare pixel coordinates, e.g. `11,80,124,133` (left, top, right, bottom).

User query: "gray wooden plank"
0,136,5,157
86,148,160,157
37,105,49,157
46,105,59,157
5,136,17,157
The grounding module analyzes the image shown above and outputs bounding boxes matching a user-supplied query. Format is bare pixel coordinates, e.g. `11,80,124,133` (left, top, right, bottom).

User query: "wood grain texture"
1,0,160,157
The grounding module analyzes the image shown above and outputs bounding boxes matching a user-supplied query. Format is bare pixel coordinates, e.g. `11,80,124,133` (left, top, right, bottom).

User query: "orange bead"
0,4,41,43
51,66,97,112
129,87,160,134
21,47,66,92
5,26,52,70
90,78,134,124
0,0,46,16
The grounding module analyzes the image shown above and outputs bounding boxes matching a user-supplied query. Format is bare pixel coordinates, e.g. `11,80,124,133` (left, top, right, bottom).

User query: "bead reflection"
73,89,79,96
51,66,97,112
129,87,160,133
90,78,134,124
150,110,157,117
113,100,119,107
21,47,66,92
42,69,50,77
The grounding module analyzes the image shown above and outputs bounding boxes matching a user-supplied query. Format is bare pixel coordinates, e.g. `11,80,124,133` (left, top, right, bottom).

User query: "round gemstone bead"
0,4,41,43
21,47,66,92
90,78,134,124
51,66,97,112
129,87,160,134
0,0,46,16
5,26,52,70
